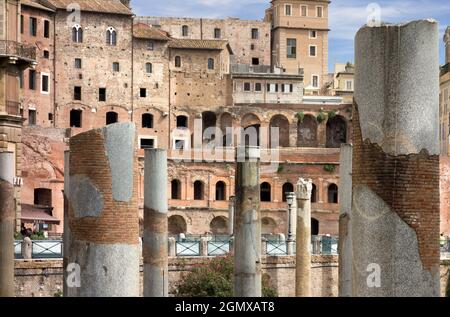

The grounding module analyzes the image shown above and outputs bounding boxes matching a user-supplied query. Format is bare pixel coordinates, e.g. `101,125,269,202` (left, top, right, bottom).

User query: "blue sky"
131,0,449,72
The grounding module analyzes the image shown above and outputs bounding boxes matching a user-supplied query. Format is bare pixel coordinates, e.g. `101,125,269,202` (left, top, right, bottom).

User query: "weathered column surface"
0,151,15,297
295,178,312,297
228,196,235,236
234,146,261,297
144,149,168,297
353,20,440,297
338,144,353,297
66,123,140,297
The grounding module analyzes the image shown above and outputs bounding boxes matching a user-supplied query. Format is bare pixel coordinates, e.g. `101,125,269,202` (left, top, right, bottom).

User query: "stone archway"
168,215,187,235
210,216,228,235
326,116,347,148
298,115,318,147
270,115,290,148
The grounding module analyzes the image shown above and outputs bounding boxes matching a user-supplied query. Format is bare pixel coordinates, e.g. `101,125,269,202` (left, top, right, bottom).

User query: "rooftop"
133,25,171,41
40,0,133,16
169,39,231,52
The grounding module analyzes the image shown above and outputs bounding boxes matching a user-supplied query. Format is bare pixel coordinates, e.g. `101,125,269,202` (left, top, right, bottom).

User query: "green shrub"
317,111,327,123
296,111,305,122
324,164,335,173
327,110,337,119
175,255,278,297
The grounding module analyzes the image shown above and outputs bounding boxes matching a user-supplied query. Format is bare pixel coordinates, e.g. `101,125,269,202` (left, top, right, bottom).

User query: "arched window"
311,183,317,203
182,25,189,37
168,215,187,235
145,62,153,74
175,56,181,68
142,113,154,128
171,180,181,200
194,181,204,200
270,115,290,148
210,217,228,235
72,24,83,43
326,116,347,148
106,27,117,46
311,218,319,236
215,181,226,201
328,184,338,204
70,109,82,128
282,183,294,202
262,217,277,235
106,111,118,125
208,58,215,70
261,182,271,202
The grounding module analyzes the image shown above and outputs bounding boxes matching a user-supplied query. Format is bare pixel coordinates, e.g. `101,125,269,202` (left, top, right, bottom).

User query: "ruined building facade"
12,0,352,238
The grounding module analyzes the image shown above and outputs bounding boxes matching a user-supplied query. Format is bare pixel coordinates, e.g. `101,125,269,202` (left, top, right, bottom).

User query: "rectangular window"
285,4,292,16
312,75,319,88
255,83,262,92
140,88,147,98
252,58,260,65
99,88,106,101
20,15,24,34
251,28,259,39
19,71,24,89
301,5,308,16
74,86,82,100
75,58,82,69
309,45,317,57
317,6,323,18
287,38,297,58
140,138,155,149
283,84,294,93
309,30,317,39
214,28,221,39
113,62,120,72
44,20,50,38
148,41,154,51
29,17,37,36
346,80,353,91
244,82,251,92
28,110,36,126
174,139,186,150
267,83,278,93
43,50,49,59
29,70,36,90
41,74,49,93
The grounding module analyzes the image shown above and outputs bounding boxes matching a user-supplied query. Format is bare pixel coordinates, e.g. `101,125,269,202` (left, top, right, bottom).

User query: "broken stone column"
21,237,32,260
338,144,353,297
143,149,169,297
66,123,140,297
295,178,312,297
234,146,261,297
0,151,14,297
353,20,440,297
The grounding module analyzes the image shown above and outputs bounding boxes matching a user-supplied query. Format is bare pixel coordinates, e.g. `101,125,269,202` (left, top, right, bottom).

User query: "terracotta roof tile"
41,0,132,15
168,39,229,51
133,26,170,41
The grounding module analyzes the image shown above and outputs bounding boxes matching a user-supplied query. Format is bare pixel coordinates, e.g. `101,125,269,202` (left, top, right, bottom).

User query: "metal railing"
207,240,230,256
176,241,201,257
0,40,36,61
6,100,21,116
231,64,271,74
15,240,63,259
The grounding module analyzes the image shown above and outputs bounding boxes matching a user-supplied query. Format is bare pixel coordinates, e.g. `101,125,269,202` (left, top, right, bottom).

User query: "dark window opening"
282,183,294,202
28,110,36,126
252,58,260,65
194,181,204,200
113,62,120,72
311,218,319,236
171,180,181,200
75,58,82,69
44,20,50,38
43,50,50,59
251,28,259,39
215,181,226,201
74,86,81,100
70,109,82,128
182,25,189,37
142,113,154,128
29,70,36,90
41,75,49,92
261,182,271,202
177,116,188,128
140,88,147,98
29,17,37,36
99,88,106,102
140,138,155,149
208,58,215,70
106,111,118,125
214,28,221,39
34,188,52,207
328,184,338,204
311,184,317,203
175,56,181,68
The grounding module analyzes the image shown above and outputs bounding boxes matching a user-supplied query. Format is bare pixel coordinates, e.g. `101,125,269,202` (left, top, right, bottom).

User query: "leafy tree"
175,255,278,297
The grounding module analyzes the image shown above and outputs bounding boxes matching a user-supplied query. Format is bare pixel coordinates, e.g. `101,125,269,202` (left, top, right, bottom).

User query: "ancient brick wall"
440,156,450,235
53,11,133,132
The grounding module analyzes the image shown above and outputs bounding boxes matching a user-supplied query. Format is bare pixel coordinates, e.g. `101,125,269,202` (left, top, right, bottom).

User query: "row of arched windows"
170,179,339,204
171,180,227,201
72,25,117,45
69,110,154,129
